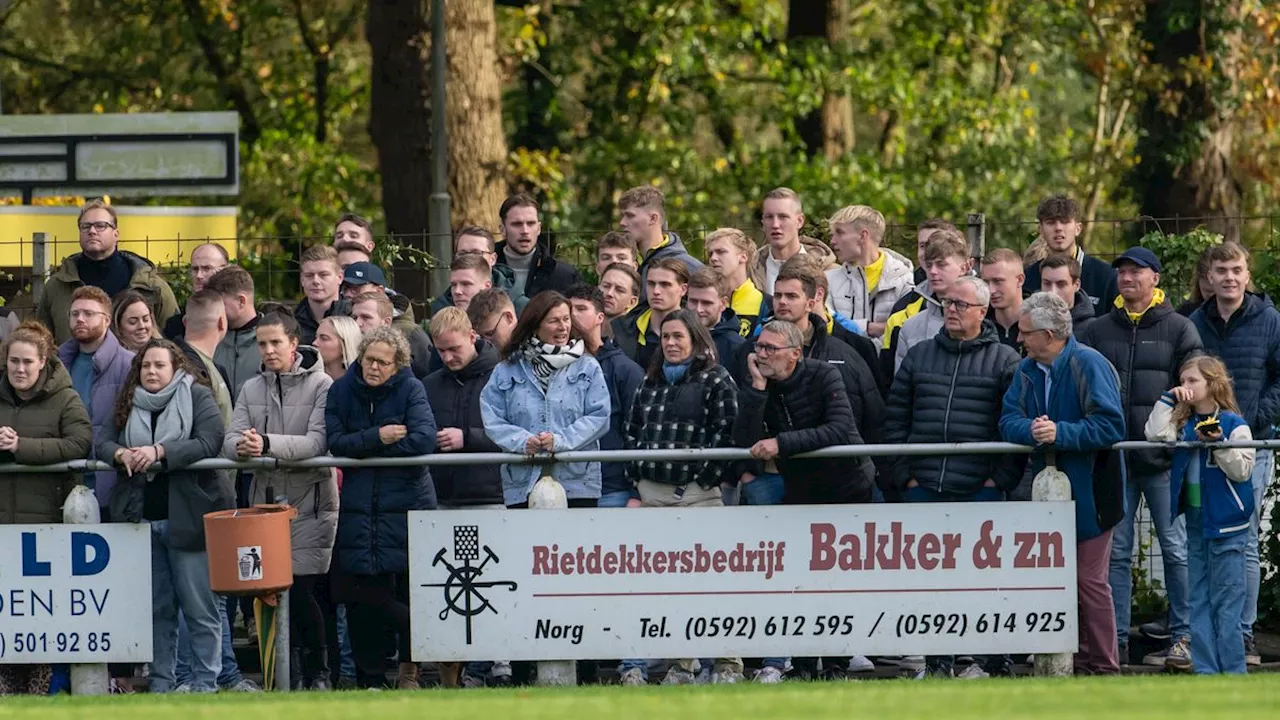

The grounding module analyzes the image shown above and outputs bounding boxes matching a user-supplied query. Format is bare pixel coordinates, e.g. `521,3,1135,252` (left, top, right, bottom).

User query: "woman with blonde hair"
314,315,362,382
1146,355,1255,674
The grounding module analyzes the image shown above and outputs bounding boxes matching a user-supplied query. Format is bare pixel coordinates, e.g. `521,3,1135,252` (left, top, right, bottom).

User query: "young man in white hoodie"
826,205,914,339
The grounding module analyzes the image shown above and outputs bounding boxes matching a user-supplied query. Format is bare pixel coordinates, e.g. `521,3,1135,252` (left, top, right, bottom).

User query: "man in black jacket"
1022,194,1118,316
686,269,746,367
885,276,1023,679
495,194,582,299
423,307,509,688
294,245,348,345
759,262,884,442
732,319,876,683
1077,247,1202,668
1040,253,1098,338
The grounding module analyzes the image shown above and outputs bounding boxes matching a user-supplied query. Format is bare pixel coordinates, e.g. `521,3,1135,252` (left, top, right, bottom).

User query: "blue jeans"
176,598,244,688
598,490,636,508
905,483,1005,673
742,472,786,670
150,521,222,693
1243,449,1272,636
336,604,356,680
1186,508,1248,674
1108,470,1189,643
741,473,785,506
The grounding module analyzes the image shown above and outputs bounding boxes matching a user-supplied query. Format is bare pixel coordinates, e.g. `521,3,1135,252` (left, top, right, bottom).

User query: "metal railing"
3,438,1278,474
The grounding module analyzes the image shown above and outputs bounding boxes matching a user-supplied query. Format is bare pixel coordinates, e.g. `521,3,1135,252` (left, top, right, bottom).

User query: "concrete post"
275,589,290,691
530,471,575,687
64,484,109,695
1032,451,1074,678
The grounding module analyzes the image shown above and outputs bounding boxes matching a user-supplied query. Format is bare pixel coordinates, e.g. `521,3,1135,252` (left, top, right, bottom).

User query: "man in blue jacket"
1188,241,1280,667
1001,292,1126,675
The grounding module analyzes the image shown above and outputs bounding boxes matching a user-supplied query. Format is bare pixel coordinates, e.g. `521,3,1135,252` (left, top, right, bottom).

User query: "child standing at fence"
1145,356,1255,674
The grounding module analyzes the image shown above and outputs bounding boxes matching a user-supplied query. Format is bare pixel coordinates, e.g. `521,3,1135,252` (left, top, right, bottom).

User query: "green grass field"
2,676,1278,719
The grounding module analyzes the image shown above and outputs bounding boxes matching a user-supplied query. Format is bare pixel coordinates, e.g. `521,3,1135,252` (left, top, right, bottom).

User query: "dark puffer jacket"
596,340,645,496
732,359,874,504
0,359,93,524
885,322,1023,494
423,340,503,506
1190,294,1280,438
1078,299,1203,473
804,314,884,443
326,365,437,575
294,297,350,346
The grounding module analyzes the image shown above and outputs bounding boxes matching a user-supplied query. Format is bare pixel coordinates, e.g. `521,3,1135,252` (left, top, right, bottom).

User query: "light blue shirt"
1036,362,1054,411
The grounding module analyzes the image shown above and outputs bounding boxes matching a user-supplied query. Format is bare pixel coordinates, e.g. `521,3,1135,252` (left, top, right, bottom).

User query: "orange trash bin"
204,504,297,596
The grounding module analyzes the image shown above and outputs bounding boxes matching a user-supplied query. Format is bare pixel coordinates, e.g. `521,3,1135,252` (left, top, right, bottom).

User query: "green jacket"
36,251,179,345
0,358,94,524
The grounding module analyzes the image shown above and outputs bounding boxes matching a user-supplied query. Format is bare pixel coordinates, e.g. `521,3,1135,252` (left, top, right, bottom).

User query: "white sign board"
0,524,151,663
0,112,239,199
409,504,1078,661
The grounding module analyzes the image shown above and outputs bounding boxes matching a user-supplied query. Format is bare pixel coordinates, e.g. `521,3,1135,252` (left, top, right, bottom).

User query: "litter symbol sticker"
237,546,264,581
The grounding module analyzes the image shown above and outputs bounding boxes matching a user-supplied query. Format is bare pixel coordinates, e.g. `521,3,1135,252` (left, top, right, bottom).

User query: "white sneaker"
661,668,698,685
710,670,744,684
901,655,926,671
848,655,875,673
956,664,989,680
753,666,785,684
220,678,262,693
619,667,647,686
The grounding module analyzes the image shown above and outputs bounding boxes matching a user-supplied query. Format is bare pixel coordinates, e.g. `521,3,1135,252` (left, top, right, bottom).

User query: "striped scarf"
521,337,585,388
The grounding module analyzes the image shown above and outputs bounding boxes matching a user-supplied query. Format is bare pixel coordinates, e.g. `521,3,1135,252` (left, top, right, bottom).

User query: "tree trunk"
445,0,510,228
1131,1,1242,241
787,0,854,160
367,0,432,242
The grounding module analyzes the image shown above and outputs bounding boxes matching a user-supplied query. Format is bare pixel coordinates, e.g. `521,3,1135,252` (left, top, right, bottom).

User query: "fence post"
32,231,48,304
275,589,290,691
66,485,109,696
966,214,986,261
1032,451,1074,678
531,470,576,687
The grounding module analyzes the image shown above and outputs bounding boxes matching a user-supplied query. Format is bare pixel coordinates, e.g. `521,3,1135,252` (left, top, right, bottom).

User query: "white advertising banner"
0,524,152,663
409,503,1078,661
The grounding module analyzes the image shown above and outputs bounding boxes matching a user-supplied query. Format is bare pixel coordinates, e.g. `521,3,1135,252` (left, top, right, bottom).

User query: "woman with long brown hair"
112,290,160,352
480,291,610,508
98,338,232,693
0,320,92,694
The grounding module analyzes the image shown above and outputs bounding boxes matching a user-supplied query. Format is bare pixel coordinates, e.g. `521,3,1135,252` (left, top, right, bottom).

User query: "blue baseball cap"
1112,247,1162,273
342,261,388,288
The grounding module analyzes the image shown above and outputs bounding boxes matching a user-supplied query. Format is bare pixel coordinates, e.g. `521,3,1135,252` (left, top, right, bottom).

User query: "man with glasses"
56,286,135,512
885,276,1023,679
430,226,529,316
1001,291,1127,676
732,319,877,683
163,242,229,340
37,199,178,344
466,289,518,353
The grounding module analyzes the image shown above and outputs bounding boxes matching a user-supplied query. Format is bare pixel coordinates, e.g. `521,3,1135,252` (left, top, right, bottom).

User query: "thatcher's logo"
422,525,518,644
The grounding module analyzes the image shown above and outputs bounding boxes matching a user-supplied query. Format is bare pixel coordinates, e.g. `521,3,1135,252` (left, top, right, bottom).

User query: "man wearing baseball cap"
1077,246,1203,669
342,261,389,299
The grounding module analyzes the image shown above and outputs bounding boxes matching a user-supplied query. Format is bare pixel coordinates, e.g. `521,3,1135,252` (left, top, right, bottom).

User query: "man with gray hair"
1000,291,1126,676
886,276,1023,678
732,318,876,683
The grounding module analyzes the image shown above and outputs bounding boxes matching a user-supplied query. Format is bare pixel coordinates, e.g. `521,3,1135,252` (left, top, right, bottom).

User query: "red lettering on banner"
918,533,940,570
1013,531,1065,569
653,552,667,574
941,533,961,569
603,551,617,574
712,551,726,573
560,552,574,575
529,541,785,580
533,545,551,575
810,523,836,570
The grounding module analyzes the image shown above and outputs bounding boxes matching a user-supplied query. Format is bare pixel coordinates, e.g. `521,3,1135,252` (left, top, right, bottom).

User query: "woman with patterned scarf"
99,339,231,693
481,291,610,508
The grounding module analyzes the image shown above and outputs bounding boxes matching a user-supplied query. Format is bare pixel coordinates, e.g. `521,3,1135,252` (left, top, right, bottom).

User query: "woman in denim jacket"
481,291,610,507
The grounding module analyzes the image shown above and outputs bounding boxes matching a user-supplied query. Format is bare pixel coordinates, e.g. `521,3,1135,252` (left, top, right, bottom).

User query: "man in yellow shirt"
705,228,763,336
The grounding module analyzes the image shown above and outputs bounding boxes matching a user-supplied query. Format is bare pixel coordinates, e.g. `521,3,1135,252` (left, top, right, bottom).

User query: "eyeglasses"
361,356,394,369
942,299,984,312
78,221,115,233
68,309,108,320
456,249,495,257
754,342,796,357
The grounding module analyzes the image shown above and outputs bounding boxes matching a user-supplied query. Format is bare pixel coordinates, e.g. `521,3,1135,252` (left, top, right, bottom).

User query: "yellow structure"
0,205,237,267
